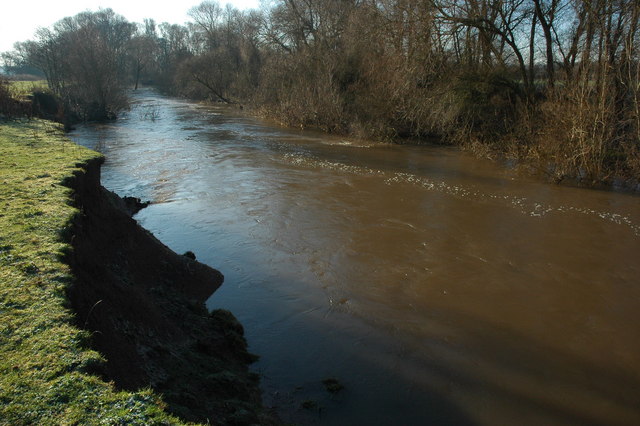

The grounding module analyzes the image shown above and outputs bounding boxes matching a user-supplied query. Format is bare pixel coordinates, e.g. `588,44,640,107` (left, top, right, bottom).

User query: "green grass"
8,80,49,101
0,118,183,425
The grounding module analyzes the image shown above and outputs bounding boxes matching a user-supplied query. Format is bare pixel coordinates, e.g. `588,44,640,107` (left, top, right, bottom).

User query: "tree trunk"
529,12,537,90
534,0,555,90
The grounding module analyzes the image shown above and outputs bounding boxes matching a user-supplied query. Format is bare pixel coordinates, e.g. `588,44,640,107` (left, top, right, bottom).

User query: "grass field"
7,80,49,101
0,118,182,424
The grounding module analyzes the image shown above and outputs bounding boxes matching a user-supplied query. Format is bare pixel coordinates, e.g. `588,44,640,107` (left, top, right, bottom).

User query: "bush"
451,71,525,143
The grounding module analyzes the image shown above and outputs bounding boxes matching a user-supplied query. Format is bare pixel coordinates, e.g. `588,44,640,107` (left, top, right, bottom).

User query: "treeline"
2,1,639,185
2,10,133,121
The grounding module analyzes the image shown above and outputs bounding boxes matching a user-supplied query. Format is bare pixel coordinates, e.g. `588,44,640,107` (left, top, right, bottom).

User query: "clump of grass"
0,119,183,424
301,399,318,410
322,378,344,394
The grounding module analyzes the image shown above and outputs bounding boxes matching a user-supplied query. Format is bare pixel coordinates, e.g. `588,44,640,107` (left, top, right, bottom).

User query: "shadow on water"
205,273,478,426
186,210,639,425
206,254,640,425
397,308,640,426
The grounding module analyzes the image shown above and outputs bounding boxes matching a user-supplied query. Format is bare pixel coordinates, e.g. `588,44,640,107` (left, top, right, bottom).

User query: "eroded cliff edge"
64,157,274,424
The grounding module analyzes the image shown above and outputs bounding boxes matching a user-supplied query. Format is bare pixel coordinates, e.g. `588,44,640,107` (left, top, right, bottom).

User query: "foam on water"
282,152,640,236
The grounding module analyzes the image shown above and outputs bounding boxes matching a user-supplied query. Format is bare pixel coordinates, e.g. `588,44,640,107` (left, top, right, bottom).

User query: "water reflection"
71,89,640,425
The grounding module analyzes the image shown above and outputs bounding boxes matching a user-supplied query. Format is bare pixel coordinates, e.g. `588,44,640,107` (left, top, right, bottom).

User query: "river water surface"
71,89,640,425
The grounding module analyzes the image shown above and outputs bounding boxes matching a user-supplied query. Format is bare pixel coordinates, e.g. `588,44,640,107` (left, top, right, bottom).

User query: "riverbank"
182,96,638,193
0,118,275,424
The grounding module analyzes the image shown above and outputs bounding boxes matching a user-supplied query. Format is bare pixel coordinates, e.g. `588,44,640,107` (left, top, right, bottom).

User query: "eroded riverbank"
72,89,640,425
66,157,273,424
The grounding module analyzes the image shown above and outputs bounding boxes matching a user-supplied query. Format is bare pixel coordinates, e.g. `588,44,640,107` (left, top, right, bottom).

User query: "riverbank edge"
149,86,638,192
228,99,639,193
0,119,277,425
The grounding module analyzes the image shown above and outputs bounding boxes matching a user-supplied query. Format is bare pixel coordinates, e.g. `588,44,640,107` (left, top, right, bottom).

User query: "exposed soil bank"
64,157,276,424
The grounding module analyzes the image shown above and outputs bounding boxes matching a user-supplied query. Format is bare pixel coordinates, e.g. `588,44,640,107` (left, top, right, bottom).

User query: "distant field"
8,80,48,100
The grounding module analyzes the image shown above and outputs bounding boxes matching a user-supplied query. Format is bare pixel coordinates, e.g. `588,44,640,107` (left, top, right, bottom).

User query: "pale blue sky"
0,0,262,53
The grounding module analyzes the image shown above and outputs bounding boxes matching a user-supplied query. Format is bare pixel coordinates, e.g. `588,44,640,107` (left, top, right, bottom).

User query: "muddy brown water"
71,89,640,425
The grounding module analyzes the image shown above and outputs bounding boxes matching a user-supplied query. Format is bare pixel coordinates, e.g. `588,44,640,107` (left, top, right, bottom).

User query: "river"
71,89,640,425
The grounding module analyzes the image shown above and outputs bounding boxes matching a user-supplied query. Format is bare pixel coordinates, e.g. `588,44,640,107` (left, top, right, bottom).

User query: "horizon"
0,0,262,54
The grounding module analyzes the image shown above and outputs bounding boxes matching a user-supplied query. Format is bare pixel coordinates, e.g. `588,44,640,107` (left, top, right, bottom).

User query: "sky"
0,0,262,53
